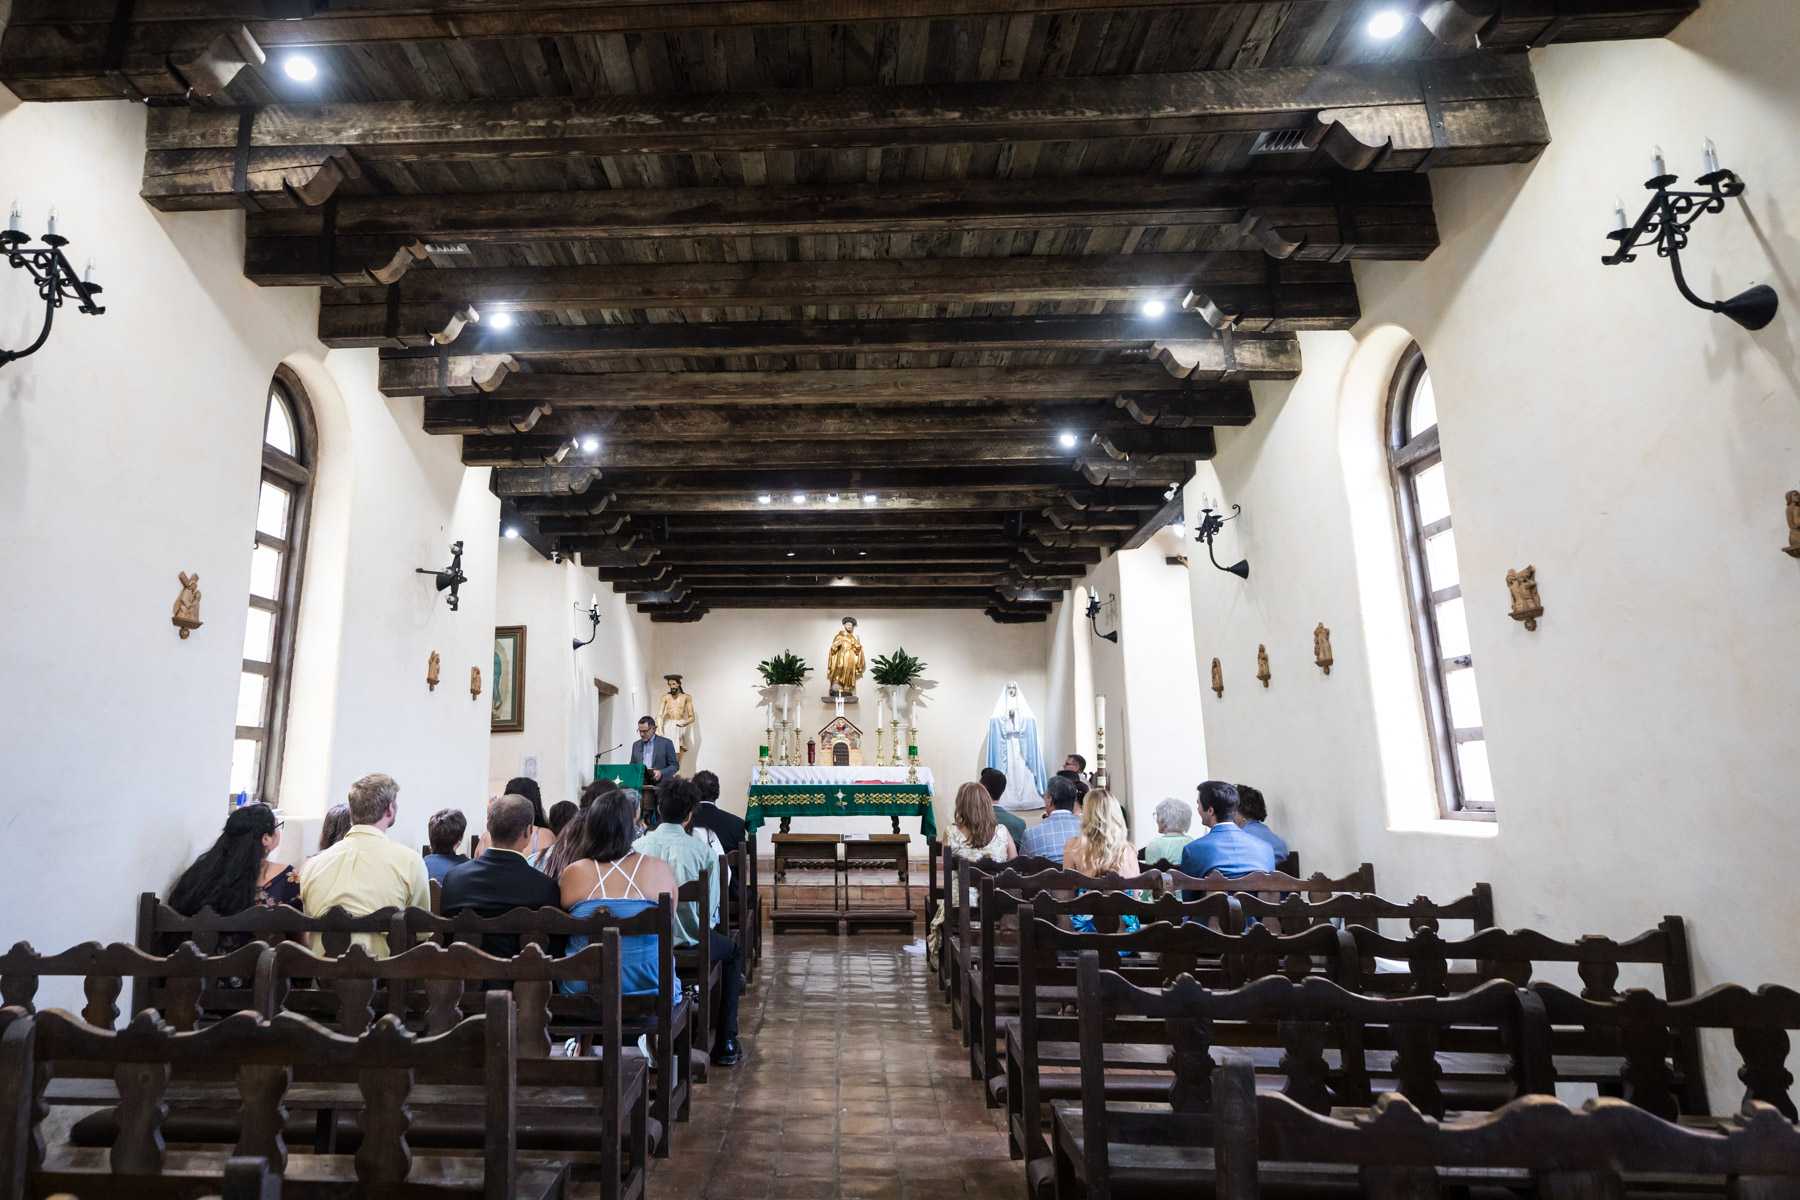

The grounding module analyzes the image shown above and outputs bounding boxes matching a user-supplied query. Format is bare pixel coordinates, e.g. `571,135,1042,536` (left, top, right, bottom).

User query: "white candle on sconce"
1702,137,1720,175
84,258,97,284
7,202,21,234
1651,145,1666,178
1613,199,1629,232
45,206,58,237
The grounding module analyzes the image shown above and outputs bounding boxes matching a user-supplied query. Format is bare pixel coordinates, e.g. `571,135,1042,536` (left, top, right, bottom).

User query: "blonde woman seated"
1060,787,1141,933
926,781,1017,968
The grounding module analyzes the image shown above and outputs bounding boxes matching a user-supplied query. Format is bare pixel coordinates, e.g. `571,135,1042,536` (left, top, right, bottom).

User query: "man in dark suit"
691,770,746,852
441,794,562,965
629,714,680,783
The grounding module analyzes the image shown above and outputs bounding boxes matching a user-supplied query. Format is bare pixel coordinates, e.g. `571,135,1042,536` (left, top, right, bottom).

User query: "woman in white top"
928,781,1017,967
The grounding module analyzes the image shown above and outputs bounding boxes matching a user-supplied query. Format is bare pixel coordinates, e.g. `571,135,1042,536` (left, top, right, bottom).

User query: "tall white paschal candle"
1095,693,1106,735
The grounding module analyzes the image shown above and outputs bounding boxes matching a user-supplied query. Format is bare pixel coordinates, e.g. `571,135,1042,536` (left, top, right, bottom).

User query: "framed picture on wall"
492,625,526,733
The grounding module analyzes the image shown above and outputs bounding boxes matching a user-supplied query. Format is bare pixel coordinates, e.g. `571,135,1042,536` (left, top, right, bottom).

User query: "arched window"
1387,346,1494,817
229,369,315,804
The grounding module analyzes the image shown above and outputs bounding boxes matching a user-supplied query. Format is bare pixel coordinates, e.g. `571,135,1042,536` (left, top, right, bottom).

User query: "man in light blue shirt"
1234,783,1288,865
1019,775,1083,863
1178,781,1276,889
633,777,743,1066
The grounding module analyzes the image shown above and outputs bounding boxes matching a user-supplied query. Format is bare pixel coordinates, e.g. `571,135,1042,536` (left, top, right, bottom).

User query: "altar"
744,766,937,838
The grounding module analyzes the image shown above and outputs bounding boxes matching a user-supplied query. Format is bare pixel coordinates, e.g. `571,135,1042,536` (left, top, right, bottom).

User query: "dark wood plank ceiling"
0,0,1696,620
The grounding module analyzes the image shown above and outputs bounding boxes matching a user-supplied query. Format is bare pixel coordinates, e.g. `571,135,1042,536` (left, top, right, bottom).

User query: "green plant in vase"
756,651,811,686
869,648,927,687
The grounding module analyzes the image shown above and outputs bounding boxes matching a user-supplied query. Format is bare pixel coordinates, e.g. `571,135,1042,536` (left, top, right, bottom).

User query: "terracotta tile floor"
634,933,1020,1200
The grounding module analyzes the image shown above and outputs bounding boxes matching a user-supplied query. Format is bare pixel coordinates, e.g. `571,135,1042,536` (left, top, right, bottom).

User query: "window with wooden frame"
229,369,315,804
1387,345,1495,817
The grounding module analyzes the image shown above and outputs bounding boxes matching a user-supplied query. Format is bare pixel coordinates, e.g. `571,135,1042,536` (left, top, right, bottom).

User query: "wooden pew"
1005,901,1351,1196
673,866,718,1082
938,852,1056,1023
1209,1056,1800,1200
716,846,752,988
1345,917,1706,1111
1140,849,1301,876
1529,981,1800,1121
406,900,693,1152
962,866,1164,1086
1235,883,1495,937
0,994,569,1200
0,941,272,1030
259,937,648,1199
1051,952,1544,1199
1167,863,1377,903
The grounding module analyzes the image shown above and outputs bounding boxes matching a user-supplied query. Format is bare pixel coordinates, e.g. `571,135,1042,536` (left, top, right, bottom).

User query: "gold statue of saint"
827,616,865,696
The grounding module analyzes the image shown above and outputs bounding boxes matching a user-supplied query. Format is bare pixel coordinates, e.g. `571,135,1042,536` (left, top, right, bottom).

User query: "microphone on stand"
593,742,627,766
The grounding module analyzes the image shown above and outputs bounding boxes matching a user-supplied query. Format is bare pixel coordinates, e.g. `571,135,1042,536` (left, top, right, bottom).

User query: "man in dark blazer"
691,770,746,852
629,714,680,783
441,794,562,965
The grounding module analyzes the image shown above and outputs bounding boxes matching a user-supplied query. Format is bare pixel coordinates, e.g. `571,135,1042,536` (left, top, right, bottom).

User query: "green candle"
759,744,770,758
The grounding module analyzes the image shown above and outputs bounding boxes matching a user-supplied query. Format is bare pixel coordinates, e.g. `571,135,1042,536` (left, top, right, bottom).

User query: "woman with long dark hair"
317,805,352,854
498,776,558,872
168,803,298,916
553,790,677,995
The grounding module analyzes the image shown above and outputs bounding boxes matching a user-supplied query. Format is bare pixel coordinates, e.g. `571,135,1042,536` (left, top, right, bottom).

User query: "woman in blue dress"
552,786,679,997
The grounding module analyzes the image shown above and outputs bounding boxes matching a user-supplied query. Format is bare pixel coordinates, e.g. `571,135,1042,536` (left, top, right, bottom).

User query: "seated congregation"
8,755,1799,1200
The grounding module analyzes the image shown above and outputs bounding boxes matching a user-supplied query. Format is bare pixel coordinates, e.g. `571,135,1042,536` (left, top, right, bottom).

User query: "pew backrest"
0,940,270,1032
1167,862,1377,901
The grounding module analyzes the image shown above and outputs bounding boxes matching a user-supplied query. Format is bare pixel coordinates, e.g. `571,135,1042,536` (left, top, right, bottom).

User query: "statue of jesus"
827,617,865,697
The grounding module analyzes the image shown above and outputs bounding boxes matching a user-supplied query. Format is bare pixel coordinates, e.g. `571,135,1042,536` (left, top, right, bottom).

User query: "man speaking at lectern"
630,715,680,783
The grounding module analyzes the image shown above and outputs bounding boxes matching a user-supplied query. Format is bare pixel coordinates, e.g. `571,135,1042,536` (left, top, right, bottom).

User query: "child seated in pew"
551,786,679,998
424,808,470,883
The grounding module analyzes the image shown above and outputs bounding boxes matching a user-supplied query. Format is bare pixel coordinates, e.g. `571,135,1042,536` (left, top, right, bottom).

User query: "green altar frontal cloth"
744,783,937,838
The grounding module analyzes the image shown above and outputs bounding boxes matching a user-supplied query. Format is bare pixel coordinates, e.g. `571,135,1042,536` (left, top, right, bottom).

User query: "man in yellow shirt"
298,772,431,955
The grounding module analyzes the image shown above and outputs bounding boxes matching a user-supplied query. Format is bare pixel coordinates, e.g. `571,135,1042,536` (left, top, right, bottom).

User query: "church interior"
1,0,1798,1195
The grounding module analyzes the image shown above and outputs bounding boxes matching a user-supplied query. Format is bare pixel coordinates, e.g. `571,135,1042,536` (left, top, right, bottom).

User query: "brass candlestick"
906,728,920,784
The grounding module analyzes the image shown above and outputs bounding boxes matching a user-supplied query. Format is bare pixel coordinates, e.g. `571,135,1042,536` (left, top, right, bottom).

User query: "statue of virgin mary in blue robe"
985,680,1048,810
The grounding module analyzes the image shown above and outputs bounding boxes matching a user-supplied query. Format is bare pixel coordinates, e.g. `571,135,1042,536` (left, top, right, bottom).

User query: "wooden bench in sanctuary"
0,993,570,1200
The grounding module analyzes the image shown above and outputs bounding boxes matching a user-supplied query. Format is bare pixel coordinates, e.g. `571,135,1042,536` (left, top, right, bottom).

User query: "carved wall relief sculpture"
471,666,483,699
1211,657,1224,699
1313,623,1333,675
427,651,440,691
1785,490,1800,559
172,572,203,639
1256,644,1271,688
1506,565,1544,631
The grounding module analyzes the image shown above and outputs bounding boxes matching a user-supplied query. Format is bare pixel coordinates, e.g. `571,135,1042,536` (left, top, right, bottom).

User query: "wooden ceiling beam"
139,57,1546,211
427,395,1253,441
462,431,1212,469
497,462,1177,496
320,254,1356,346
624,571,1080,590
378,325,1300,385
243,173,1437,287
651,588,1038,610
408,365,1257,412
2,1,1690,103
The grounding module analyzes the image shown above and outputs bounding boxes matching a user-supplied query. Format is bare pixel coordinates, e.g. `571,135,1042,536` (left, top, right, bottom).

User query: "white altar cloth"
749,765,936,795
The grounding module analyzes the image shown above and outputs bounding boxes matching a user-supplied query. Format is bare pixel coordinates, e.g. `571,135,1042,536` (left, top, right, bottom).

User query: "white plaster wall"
647,608,1049,838
1190,0,1800,1050
0,93,499,966
1113,532,1208,837
488,540,655,810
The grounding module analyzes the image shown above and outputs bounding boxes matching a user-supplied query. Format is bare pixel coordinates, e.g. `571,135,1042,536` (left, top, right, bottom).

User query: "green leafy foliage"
869,647,928,686
756,650,812,685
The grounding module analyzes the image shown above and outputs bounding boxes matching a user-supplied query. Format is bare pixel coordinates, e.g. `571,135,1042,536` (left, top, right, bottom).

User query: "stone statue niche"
818,717,864,766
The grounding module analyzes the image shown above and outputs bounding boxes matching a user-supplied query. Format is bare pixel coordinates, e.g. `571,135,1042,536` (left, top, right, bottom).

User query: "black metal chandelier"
416,541,468,610
1603,142,1778,331
1,205,106,368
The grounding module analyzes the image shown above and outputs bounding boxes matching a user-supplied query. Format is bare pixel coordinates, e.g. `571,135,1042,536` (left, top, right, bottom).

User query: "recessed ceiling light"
1367,9,1405,37
1171,522,1187,539
757,493,773,505
488,311,514,329
1059,432,1078,449
859,550,867,556
786,550,796,557
826,493,841,503
284,55,318,82
791,493,807,504
862,493,878,504
580,437,599,454
1141,299,1167,318
503,527,519,539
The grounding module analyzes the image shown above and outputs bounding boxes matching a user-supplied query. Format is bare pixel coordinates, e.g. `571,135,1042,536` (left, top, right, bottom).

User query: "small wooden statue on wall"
427,651,441,691
172,572,203,639
1506,565,1544,631
471,666,482,700
1313,623,1333,676
1785,490,1800,559
1210,657,1224,698
1256,644,1271,688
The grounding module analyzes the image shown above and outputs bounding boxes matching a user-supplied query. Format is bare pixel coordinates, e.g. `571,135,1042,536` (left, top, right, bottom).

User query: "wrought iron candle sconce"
1194,501,1250,578
1603,141,1778,331
572,595,603,650
1,205,106,368
417,541,467,611
1085,591,1119,643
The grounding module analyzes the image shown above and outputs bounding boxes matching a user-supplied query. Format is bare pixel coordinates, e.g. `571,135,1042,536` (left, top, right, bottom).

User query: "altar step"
755,857,925,934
